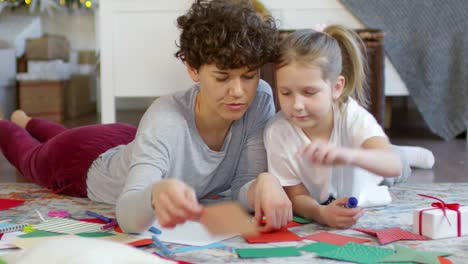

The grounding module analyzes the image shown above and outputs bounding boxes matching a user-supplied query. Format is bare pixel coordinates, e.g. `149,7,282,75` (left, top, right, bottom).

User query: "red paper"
303,232,371,246
244,227,303,243
439,256,453,264
128,239,154,247
353,227,429,245
78,218,108,224
0,198,25,210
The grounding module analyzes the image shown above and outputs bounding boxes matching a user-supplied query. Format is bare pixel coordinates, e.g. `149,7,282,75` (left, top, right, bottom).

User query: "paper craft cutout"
260,219,301,228
162,242,224,255
353,227,429,245
18,230,64,238
0,198,25,210
128,239,154,247
152,220,236,246
303,232,371,245
236,246,301,258
379,244,450,264
244,227,303,243
199,202,258,236
0,241,18,250
76,232,116,238
292,216,312,224
438,256,453,264
78,218,108,224
317,242,394,263
298,242,340,254
34,218,105,234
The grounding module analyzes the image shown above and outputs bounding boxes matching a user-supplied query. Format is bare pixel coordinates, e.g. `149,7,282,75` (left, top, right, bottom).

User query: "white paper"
150,221,237,246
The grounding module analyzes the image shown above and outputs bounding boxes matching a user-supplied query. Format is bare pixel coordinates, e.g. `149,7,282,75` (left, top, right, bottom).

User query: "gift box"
413,195,468,239
25,35,70,62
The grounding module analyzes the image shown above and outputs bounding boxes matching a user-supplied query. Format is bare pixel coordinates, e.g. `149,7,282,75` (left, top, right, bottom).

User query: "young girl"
264,25,434,229
0,0,291,233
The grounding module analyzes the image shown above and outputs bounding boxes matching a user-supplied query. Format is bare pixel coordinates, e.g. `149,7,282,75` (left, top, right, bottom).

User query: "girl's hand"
317,197,364,229
255,173,292,232
151,179,203,228
297,139,356,166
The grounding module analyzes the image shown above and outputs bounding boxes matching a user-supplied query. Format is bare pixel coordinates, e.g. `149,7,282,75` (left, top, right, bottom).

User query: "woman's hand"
254,173,293,232
297,139,356,166
151,179,203,228
317,197,364,229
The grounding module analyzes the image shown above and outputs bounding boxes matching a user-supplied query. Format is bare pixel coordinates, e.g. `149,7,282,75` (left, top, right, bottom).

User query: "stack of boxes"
17,35,97,122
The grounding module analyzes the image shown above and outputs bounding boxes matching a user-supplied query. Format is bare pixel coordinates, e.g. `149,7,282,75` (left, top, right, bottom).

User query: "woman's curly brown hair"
175,0,278,70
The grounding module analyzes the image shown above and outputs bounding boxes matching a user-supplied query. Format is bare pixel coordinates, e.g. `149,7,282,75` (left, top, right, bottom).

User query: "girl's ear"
186,63,200,83
332,75,345,100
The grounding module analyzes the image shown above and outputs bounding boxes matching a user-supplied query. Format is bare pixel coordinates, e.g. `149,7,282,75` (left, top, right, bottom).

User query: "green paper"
18,230,65,238
378,244,451,264
292,216,312,224
76,232,116,238
318,242,398,264
299,242,340,254
0,257,6,264
236,246,301,258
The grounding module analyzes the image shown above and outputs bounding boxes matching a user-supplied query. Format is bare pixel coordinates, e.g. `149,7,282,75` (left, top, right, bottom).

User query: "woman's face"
187,64,260,122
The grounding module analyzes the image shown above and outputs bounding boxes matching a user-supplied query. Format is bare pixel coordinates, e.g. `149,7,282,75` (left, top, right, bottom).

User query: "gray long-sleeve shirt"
86,80,274,233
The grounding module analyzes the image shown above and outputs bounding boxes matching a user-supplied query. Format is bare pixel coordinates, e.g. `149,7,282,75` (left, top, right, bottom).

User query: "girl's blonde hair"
276,25,369,108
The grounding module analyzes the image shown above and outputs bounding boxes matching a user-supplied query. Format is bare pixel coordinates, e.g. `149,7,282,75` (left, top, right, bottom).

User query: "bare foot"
11,110,32,129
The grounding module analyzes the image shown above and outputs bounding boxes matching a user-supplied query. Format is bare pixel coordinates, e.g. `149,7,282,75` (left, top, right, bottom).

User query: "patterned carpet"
1,182,467,263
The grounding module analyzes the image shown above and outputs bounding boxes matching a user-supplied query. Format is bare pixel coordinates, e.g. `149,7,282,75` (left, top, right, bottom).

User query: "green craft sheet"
236,246,301,258
18,230,65,238
378,244,451,264
76,232,116,238
292,216,312,224
299,242,340,254
0,257,6,264
317,242,409,264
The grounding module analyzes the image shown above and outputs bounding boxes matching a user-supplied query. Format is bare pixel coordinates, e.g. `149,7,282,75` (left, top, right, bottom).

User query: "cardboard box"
25,35,70,62
78,50,96,65
413,206,468,239
66,74,96,119
19,80,66,122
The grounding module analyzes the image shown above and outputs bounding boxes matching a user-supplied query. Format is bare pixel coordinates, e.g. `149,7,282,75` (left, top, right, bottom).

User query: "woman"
0,0,291,233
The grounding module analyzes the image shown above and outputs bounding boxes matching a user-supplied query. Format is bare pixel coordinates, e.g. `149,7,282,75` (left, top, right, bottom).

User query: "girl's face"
187,64,260,123
276,62,343,133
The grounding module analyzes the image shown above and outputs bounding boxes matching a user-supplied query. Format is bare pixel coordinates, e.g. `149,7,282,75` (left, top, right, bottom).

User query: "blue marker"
85,210,113,223
149,226,162,234
152,235,173,255
345,197,358,208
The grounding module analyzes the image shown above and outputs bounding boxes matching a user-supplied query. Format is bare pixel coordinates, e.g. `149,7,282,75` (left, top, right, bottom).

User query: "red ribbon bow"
418,194,461,237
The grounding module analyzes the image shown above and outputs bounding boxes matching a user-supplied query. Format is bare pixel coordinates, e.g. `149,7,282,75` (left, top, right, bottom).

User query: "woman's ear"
186,64,200,83
332,75,345,100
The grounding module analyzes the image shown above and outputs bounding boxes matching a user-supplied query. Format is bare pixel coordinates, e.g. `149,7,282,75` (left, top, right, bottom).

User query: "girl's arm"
352,136,402,177
299,136,402,178
285,183,363,229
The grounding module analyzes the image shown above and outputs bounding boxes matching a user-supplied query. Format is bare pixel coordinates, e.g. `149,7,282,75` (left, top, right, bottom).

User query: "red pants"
0,118,136,197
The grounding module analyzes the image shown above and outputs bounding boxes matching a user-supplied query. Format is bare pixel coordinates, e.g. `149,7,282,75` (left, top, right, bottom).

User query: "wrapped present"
413,194,468,239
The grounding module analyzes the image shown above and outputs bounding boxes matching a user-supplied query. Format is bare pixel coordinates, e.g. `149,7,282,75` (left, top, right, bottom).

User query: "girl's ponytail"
324,25,368,108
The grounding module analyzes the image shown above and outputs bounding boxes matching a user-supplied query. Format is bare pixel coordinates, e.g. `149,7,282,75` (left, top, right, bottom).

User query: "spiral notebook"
0,222,28,233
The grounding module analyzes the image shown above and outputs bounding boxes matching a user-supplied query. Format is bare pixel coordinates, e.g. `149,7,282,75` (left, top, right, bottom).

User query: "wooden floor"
1,110,467,184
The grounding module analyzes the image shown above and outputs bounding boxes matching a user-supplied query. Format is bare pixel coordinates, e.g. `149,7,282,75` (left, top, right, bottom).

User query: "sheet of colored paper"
303,232,371,245
152,220,236,246
199,202,258,236
317,242,394,264
292,216,312,224
299,242,340,254
236,246,301,258
244,227,302,243
0,199,25,211
18,230,64,238
76,232,116,238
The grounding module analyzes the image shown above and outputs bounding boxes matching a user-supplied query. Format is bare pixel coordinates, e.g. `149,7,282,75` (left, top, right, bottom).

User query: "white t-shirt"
264,98,391,207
